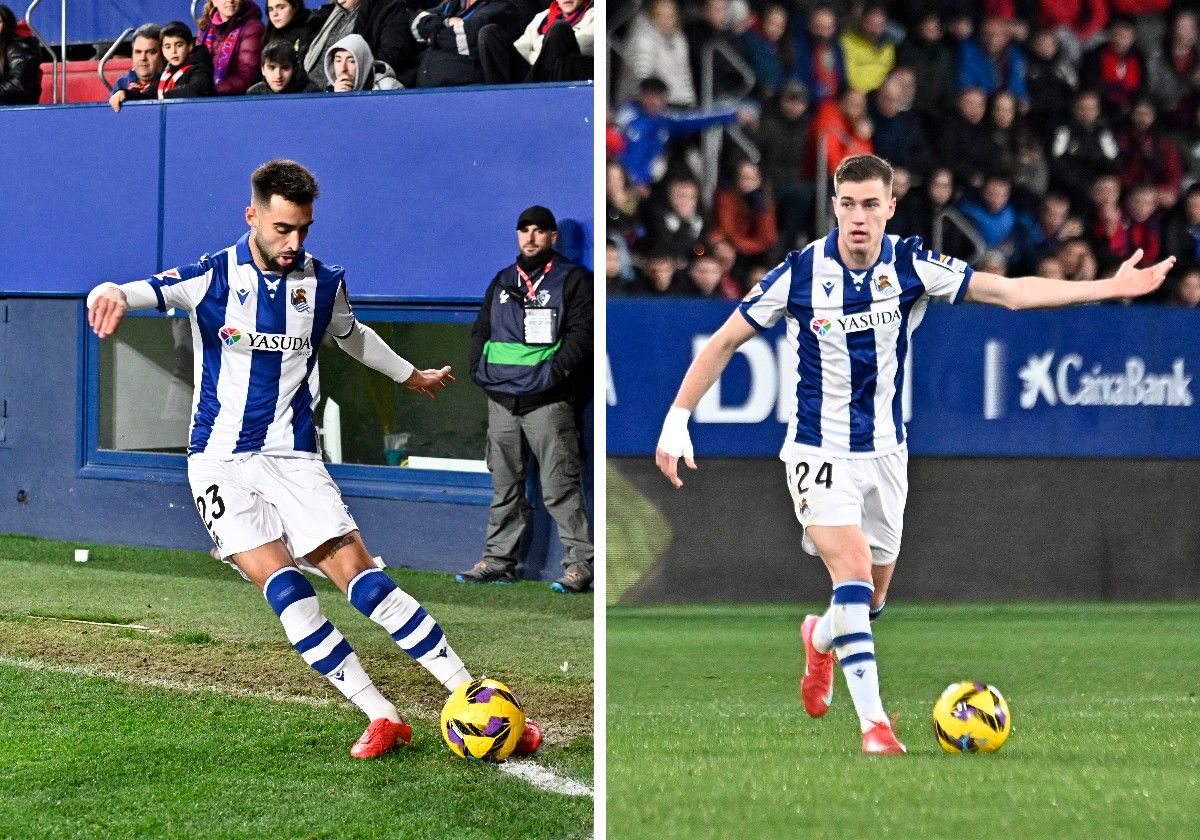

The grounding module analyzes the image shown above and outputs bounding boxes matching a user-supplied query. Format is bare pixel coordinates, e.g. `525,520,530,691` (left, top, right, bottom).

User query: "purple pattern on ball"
996,709,1007,728
483,716,506,736
475,687,496,703
447,724,466,750
953,704,975,721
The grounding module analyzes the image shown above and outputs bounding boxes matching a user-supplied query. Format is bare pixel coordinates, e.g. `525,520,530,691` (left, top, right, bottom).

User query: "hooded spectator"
0,3,41,104
324,32,400,90
196,0,266,95
304,0,419,89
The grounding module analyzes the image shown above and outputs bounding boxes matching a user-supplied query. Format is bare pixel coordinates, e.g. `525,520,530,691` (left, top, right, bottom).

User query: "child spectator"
197,0,266,96
247,38,319,93
634,250,689,296
156,21,216,99
0,3,41,105
684,254,736,298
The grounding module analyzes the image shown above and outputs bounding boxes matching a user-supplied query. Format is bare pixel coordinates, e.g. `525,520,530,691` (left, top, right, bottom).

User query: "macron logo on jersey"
219,325,313,355
809,310,902,337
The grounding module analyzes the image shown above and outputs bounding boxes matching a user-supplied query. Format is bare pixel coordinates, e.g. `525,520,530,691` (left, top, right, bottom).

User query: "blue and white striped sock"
264,567,398,721
830,580,887,733
347,568,471,692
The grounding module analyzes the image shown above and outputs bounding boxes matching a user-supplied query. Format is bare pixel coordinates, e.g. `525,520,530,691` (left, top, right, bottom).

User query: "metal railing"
815,132,830,234
98,27,134,93
24,0,56,103
932,206,986,264
699,39,756,203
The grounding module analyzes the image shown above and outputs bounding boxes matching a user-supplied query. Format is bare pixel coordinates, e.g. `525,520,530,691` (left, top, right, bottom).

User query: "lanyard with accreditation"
516,259,557,345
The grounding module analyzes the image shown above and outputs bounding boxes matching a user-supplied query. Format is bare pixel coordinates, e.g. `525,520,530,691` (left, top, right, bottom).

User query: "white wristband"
657,406,694,458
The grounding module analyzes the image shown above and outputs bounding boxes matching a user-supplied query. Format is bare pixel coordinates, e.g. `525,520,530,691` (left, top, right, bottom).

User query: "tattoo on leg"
329,533,357,557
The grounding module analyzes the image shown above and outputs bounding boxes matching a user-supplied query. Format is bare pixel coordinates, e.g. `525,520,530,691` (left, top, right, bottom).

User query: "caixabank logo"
218,326,312,355
983,339,1194,419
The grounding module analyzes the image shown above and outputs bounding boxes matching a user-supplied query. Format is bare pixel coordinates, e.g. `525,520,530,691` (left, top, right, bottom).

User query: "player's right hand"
87,284,128,339
655,406,697,489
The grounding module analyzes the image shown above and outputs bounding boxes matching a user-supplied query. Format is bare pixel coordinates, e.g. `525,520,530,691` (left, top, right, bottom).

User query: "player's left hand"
1110,248,1175,299
404,365,454,399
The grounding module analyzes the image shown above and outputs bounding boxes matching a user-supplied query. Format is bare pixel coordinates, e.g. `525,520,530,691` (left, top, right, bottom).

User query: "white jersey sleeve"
328,276,356,339
738,258,795,331
147,259,215,312
910,246,973,303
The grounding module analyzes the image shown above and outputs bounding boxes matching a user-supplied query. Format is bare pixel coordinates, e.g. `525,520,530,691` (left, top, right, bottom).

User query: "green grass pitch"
607,601,1200,839
0,535,593,839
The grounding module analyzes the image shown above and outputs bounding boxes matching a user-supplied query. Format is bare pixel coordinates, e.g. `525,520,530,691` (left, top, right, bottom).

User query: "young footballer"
656,154,1173,754
87,159,541,760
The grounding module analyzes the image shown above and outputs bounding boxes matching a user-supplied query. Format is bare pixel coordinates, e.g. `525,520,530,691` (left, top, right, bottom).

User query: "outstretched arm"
87,281,160,338
966,249,1174,310
333,321,454,398
655,312,757,488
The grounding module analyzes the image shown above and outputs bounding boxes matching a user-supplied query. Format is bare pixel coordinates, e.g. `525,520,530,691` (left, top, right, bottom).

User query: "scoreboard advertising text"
607,299,1200,458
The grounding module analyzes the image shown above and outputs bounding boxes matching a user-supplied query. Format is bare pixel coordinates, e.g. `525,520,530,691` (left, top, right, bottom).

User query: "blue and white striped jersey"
148,233,355,459
739,230,973,460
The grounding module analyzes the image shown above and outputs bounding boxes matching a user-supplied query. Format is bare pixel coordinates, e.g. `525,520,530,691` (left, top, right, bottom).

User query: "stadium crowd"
0,0,593,106
607,0,1200,306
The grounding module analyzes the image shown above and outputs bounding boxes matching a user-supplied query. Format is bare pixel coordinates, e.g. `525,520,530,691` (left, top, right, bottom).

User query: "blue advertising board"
607,299,1200,458
0,84,592,299
27,1,243,45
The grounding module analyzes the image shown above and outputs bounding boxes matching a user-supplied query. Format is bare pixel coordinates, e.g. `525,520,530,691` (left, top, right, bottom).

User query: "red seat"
39,58,134,104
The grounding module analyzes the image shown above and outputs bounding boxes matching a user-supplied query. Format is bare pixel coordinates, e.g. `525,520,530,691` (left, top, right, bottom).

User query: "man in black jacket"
411,0,521,87
0,3,41,105
459,206,594,593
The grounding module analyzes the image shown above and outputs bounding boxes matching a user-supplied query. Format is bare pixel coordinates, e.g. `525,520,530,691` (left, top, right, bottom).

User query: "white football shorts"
784,448,908,566
187,454,357,560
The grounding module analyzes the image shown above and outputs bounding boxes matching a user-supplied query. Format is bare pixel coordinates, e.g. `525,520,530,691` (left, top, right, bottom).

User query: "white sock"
813,608,835,654
830,580,888,733
347,568,472,691
349,683,401,723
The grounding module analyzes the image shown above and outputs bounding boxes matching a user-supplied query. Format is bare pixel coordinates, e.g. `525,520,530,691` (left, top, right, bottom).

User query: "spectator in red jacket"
1117,99,1183,210
807,85,872,179
197,0,266,95
712,159,779,276
1081,16,1145,120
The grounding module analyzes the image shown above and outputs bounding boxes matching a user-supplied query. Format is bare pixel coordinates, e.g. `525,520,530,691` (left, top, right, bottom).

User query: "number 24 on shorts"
795,460,833,494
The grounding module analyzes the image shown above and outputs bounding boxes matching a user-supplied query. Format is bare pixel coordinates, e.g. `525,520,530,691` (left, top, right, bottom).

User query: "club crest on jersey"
219,327,242,346
291,287,310,313
873,274,897,296
535,289,551,306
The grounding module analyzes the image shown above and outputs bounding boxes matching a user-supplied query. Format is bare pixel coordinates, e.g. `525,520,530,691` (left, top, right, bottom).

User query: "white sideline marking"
499,760,593,798
0,655,593,797
29,616,163,633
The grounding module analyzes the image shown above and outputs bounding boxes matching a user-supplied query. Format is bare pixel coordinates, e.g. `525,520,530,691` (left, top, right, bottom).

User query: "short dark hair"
160,21,194,43
638,76,668,95
834,154,894,193
251,159,319,206
261,39,299,68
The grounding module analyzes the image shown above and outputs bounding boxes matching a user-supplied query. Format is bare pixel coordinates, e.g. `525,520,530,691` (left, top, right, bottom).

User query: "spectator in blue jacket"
614,76,744,190
958,173,1032,265
793,4,845,104
957,16,1028,104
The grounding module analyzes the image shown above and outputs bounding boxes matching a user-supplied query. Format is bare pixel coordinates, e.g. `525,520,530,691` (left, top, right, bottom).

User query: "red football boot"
350,717,413,759
512,719,543,757
861,720,907,755
800,614,835,718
